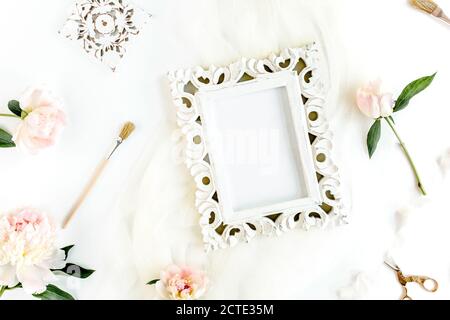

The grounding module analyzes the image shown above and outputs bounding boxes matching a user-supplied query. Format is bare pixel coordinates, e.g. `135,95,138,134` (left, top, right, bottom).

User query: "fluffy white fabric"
98,0,349,300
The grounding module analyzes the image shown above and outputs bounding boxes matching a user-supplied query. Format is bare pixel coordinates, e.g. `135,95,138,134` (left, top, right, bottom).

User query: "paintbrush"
63,122,136,228
411,0,450,24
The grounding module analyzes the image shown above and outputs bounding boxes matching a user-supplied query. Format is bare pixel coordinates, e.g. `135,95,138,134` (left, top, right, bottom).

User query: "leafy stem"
0,284,20,298
384,117,426,196
0,286,6,298
0,113,20,118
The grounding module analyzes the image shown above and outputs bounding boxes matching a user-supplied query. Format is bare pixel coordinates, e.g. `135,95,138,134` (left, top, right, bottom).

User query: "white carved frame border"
168,44,347,251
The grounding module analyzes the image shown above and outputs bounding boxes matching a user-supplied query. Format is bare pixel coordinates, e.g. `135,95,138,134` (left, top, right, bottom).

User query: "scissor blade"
384,260,400,271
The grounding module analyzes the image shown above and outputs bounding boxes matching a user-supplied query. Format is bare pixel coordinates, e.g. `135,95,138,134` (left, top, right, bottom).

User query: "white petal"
16,266,54,294
26,88,44,110
0,264,19,288
155,280,169,300
356,91,380,119
40,249,66,270
367,79,382,95
160,264,181,282
18,87,36,109
379,93,394,117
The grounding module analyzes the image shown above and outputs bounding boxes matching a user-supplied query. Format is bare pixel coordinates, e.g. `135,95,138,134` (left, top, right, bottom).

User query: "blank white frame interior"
169,44,347,251
198,72,321,224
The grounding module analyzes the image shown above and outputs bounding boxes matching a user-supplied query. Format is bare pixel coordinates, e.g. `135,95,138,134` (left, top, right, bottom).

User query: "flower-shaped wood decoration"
61,0,150,71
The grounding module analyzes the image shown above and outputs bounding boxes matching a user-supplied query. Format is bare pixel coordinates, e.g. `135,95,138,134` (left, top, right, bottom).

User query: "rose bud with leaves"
356,73,436,195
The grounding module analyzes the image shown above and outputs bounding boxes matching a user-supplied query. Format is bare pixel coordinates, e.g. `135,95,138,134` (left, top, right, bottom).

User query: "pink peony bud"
13,87,66,154
356,80,394,119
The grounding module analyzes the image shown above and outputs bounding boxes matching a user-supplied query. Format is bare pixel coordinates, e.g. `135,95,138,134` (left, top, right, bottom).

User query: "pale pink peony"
13,87,66,154
356,80,394,119
155,265,208,300
0,208,65,294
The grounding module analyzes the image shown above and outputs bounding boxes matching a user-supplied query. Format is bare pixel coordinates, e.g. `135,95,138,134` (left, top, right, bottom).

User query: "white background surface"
0,0,449,300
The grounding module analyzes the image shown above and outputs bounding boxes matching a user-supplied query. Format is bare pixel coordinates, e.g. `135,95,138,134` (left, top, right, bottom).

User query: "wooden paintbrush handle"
63,157,109,228
433,7,450,25
439,14,450,25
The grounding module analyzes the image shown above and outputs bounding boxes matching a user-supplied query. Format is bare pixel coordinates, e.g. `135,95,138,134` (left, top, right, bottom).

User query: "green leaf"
147,279,160,285
367,119,382,158
53,263,95,279
394,73,436,112
61,245,75,260
7,100,22,117
388,115,395,124
0,128,15,148
32,284,75,300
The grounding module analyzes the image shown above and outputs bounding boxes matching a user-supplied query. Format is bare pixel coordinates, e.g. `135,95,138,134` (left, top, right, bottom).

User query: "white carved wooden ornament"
61,0,150,71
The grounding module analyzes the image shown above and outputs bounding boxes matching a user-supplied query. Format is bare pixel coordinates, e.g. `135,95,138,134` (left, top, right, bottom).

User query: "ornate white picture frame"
169,44,346,251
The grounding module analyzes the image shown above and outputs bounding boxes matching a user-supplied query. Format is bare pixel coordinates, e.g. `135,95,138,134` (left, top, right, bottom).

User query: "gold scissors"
384,260,439,300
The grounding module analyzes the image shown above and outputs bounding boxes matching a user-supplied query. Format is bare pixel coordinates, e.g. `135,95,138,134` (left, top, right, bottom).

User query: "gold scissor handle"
385,260,439,300
400,286,413,300
407,275,439,293
397,273,439,300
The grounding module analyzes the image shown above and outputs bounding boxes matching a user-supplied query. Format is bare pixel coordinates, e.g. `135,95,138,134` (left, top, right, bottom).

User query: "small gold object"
384,260,438,300
411,0,450,25
119,121,136,141
107,121,136,159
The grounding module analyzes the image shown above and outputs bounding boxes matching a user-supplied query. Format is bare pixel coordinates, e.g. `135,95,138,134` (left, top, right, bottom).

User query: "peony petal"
28,89,45,109
155,280,169,299
356,90,380,119
0,264,19,288
39,249,66,270
369,95,381,118
16,266,55,294
379,93,394,117
12,123,25,144
18,87,47,111
14,88,65,155
160,265,181,282
13,123,40,155
367,79,382,95
19,87,37,109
